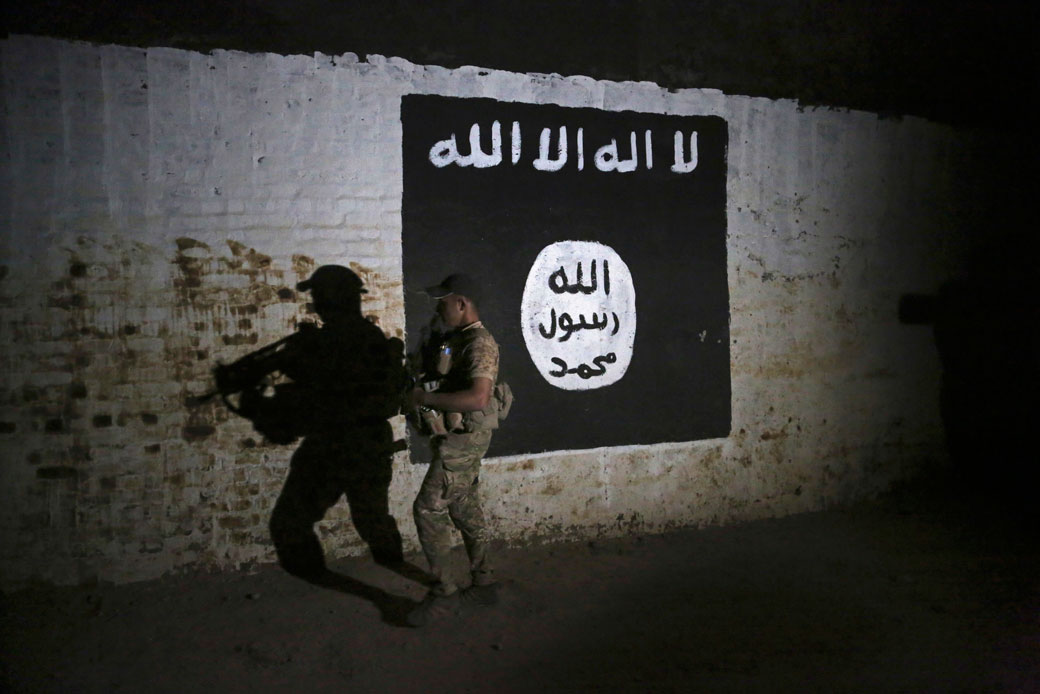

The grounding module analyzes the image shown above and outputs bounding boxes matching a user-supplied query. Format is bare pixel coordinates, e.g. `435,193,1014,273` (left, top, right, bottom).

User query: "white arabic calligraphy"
671,130,698,173
429,120,503,168
533,126,567,172
511,121,521,165
428,121,700,174
594,132,638,173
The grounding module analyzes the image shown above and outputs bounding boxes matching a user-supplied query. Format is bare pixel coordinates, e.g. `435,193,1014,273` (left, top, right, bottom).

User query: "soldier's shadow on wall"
215,266,429,626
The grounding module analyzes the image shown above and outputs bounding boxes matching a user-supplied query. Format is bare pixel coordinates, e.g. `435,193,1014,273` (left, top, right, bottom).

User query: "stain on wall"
0,36,985,588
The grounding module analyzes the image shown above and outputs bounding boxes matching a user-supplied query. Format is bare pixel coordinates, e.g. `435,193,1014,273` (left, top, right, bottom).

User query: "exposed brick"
182,425,217,441
218,516,247,529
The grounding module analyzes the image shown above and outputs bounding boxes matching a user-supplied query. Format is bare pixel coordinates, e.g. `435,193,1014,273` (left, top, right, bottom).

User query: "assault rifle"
188,323,316,413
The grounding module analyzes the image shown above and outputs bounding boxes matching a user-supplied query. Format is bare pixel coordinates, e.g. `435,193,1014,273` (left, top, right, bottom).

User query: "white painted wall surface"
0,36,965,586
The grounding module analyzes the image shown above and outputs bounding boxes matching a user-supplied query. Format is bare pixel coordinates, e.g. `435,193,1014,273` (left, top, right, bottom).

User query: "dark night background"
7,0,1037,129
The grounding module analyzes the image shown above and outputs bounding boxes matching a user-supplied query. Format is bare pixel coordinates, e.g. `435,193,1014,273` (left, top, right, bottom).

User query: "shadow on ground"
2,477,1037,693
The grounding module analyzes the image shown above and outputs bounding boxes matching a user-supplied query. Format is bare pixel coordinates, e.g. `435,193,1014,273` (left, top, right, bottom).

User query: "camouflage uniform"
413,321,499,596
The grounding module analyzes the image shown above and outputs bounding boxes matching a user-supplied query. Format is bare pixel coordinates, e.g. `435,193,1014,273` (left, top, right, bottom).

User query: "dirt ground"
2,480,1037,694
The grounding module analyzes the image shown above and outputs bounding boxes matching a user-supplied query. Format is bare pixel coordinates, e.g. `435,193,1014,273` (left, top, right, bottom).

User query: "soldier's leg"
448,473,495,586
413,456,462,596
441,430,495,586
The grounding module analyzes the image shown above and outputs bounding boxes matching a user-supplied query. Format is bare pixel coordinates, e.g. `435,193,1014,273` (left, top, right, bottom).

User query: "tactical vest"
421,325,513,436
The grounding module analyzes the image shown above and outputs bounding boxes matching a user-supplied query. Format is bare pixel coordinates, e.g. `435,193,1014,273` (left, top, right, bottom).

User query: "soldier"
406,273,502,626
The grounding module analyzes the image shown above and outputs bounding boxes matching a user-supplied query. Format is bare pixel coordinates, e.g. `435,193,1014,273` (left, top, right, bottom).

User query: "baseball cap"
423,273,482,305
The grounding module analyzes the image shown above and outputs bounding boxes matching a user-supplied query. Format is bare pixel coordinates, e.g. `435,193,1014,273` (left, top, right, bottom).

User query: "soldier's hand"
404,387,426,411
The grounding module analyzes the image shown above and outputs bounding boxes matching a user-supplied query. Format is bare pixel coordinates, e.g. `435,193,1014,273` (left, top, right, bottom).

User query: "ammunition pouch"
494,381,513,420
459,381,514,434
415,407,448,437
410,382,513,437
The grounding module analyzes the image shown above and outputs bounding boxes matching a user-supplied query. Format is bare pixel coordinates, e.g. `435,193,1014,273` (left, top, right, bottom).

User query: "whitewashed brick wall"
0,36,968,587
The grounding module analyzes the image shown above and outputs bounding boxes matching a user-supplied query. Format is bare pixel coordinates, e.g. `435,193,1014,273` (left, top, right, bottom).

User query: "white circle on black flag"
521,241,636,390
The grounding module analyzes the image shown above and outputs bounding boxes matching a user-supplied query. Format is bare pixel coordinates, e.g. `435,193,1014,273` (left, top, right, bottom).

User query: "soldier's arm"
409,377,492,413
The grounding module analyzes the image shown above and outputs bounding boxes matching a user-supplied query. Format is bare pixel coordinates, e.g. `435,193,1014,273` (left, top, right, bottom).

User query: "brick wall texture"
1,36,975,587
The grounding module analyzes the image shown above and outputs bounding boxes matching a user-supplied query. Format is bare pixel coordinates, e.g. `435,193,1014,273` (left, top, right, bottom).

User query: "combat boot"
460,582,499,607
406,591,460,626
